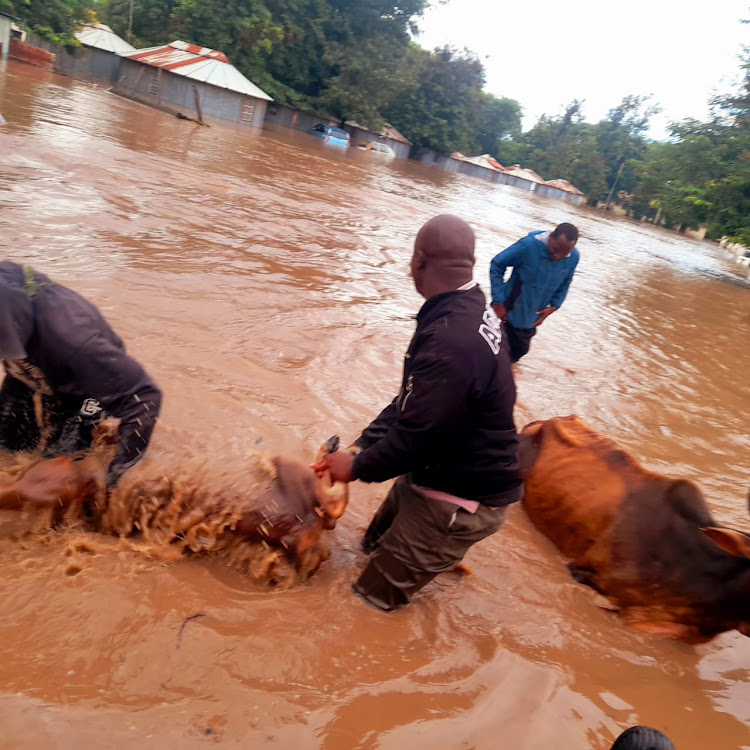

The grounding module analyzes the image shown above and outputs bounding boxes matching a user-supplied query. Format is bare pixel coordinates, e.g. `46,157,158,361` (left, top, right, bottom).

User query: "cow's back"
521,416,652,562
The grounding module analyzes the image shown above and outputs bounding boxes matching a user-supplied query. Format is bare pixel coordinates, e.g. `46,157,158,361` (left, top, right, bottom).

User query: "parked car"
308,124,350,148
356,140,396,158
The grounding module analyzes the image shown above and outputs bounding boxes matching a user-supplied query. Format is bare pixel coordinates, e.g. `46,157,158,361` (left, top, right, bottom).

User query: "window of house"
241,102,254,122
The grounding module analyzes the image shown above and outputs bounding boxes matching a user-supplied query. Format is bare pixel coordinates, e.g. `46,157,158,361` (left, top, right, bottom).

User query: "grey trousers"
353,476,510,611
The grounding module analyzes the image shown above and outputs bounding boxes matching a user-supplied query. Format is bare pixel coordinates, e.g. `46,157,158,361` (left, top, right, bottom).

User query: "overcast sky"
416,0,749,139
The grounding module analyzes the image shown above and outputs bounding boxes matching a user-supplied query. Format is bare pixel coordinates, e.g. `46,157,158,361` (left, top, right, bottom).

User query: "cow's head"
236,451,348,571
701,516,750,637
269,455,347,529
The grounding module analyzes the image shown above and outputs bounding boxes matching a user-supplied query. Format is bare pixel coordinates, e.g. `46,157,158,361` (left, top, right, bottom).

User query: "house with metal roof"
501,165,546,192
24,22,133,83
74,23,135,83
536,178,586,205
116,41,272,128
344,120,412,159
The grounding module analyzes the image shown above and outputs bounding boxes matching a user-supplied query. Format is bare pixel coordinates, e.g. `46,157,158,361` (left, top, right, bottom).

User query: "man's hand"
311,450,355,483
492,303,508,322
533,306,557,327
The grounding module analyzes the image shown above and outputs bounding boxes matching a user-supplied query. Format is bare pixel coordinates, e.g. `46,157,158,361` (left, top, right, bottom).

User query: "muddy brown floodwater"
1,59,749,750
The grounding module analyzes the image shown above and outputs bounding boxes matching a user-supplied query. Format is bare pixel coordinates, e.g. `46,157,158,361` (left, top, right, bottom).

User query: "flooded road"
1,59,749,749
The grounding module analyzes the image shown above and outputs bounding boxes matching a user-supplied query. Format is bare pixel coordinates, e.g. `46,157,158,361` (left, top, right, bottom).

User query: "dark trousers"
0,376,102,457
503,322,536,363
353,476,508,611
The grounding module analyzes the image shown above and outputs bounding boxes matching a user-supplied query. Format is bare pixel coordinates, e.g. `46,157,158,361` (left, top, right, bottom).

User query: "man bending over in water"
314,215,523,611
0,262,161,489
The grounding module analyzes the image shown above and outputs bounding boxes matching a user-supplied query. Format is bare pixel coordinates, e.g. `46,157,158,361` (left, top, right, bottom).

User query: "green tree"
592,94,659,197
505,101,607,200
383,45,487,154
5,0,95,45
475,92,522,158
630,46,750,238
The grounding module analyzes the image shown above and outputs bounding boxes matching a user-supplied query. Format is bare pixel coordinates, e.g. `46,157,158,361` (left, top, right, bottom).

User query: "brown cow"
519,415,750,643
0,422,348,588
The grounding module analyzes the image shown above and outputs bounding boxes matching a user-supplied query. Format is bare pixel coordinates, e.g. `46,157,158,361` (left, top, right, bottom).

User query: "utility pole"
127,0,134,42
604,162,625,212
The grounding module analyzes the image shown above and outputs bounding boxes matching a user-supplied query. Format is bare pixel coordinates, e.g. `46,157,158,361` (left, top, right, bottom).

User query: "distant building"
56,23,135,83
451,153,510,183
24,23,133,82
454,153,506,171
73,23,135,83
501,165,546,192
117,41,272,128
344,121,412,160
536,178,586,206
0,11,16,60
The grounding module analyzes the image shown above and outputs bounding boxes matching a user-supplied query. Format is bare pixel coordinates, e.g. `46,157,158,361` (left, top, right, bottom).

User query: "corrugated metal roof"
545,179,585,195
380,123,411,145
459,153,506,171
503,165,546,184
122,41,272,101
75,23,136,54
345,120,412,145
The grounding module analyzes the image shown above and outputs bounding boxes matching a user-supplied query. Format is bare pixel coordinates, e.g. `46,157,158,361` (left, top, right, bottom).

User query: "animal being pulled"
519,415,750,643
0,423,348,588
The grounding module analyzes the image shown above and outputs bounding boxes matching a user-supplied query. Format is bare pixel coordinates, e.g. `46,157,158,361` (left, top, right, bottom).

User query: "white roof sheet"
123,41,272,101
75,23,136,54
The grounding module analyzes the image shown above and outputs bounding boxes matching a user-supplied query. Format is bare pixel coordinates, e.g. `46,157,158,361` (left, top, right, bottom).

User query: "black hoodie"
352,285,522,505
0,262,162,484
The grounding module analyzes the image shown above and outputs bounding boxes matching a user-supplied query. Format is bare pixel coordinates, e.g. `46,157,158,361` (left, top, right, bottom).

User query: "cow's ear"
701,527,750,558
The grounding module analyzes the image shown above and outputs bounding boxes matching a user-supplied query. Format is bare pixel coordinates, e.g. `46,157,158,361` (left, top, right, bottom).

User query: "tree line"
3,0,748,243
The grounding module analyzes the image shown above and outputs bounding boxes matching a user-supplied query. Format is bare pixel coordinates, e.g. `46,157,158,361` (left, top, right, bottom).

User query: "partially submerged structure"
536,178,586,205
0,11,13,60
25,23,133,82
344,121,412,159
501,165,546,192
117,41,272,128
73,23,135,83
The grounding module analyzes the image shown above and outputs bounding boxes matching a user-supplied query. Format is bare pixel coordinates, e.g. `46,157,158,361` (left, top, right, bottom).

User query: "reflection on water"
0,59,749,750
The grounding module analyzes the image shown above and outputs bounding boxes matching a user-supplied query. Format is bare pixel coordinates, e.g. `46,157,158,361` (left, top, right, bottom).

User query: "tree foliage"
4,0,94,46
628,50,750,239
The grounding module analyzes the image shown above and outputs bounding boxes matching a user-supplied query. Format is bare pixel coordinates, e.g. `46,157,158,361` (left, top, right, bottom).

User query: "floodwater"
0,59,749,750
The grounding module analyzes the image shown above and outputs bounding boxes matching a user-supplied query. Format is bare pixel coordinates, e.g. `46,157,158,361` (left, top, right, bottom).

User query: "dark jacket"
352,285,522,506
0,262,162,484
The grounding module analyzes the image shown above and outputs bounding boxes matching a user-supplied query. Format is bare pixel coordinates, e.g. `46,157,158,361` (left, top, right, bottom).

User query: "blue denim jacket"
489,231,580,329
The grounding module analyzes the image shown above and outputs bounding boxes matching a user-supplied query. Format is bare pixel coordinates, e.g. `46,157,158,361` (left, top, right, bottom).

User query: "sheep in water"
0,421,349,588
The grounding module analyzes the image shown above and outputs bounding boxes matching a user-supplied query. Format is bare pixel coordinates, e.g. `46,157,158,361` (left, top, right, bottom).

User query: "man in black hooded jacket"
0,262,161,487
314,215,522,611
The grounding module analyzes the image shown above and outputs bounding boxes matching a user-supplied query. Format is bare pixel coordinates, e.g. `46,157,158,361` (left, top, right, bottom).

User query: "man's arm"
489,237,529,305
351,352,466,484
547,254,580,309
353,399,399,451
71,332,162,486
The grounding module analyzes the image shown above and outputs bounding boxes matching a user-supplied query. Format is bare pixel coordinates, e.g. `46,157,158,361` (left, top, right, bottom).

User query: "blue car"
309,124,351,148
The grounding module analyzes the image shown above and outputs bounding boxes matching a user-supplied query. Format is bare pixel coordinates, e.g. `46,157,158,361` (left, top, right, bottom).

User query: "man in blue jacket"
314,215,523,611
0,262,162,488
489,223,580,362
